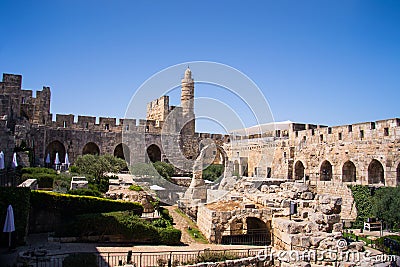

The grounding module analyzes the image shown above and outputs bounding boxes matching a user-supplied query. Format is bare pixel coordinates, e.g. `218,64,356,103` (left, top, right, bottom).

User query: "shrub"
67,188,102,198
159,207,173,224
21,167,57,175
73,154,127,178
55,211,181,245
0,187,31,246
197,251,238,263
128,184,143,191
348,185,373,228
22,173,56,188
31,190,143,216
153,161,175,181
69,165,78,173
151,218,172,228
202,164,223,181
371,186,400,230
158,227,181,245
375,235,400,255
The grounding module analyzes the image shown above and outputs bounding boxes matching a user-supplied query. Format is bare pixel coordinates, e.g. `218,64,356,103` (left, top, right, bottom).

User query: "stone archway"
368,159,384,184
221,216,271,245
147,144,161,163
342,161,356,182
246,217,268,233
114,143,130,163
397,163,400,185
82,142,100,155
320,160,333,181
45,140,66,166
294,161,305,180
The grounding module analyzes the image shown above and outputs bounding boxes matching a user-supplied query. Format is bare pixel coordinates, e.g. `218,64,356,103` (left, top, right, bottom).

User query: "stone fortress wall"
226,119,400,187
0,71,228,170
1,71,399,190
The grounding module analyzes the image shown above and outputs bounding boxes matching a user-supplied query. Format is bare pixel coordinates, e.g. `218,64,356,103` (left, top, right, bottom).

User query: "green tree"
72,154,127,193
371,186,400,230
202,164,223,181
74,154,127,178
153,161,175,181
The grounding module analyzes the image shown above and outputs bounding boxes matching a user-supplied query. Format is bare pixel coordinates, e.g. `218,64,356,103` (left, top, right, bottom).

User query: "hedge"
22,173,56,188
158,227,181,245
0,187,31,246
55,211,181,245
21,167,57,175
31,191,143,216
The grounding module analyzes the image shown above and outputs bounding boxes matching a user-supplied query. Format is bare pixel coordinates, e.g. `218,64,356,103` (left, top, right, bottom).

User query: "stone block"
324,214,340,224
310,236,325,247
281,199,291,208
332,222,343,232
300,192,313,200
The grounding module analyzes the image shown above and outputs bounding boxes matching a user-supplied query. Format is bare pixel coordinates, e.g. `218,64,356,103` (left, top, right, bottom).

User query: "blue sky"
1,1,399,132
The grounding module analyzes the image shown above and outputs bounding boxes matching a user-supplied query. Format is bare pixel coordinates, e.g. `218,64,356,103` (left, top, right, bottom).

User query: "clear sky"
1,1,399,132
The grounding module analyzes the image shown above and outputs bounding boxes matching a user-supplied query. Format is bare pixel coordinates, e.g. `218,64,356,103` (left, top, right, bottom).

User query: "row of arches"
294,159,398,185
45,141,131,164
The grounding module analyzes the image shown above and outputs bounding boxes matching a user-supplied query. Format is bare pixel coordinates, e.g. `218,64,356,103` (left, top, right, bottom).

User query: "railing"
19,247,268,267
221,229,271,246
0,169,22,187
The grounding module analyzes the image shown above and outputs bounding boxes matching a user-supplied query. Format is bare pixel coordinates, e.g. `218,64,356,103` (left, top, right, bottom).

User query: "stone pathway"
164,205,196,245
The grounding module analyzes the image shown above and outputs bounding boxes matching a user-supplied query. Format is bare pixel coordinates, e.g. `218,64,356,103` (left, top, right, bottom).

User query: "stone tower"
180,67,195,135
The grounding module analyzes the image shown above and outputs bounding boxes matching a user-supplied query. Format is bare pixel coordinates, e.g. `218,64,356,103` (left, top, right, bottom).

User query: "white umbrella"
3,204,15,249
64,152,70,166
54,152,60,165
11,152,18,168
0,151,5,170
45,153,50,164
150,184,165,191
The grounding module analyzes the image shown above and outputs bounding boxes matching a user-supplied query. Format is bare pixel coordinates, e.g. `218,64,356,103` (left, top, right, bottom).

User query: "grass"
175,208,208,244
343,232,371,245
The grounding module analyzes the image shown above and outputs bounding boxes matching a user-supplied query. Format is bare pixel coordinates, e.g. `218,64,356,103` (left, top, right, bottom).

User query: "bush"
63,253,98,267
74,154,127,178
159,207,173,224
21,167,57,175
348,185,373,228
371,186,400,230
0,187,31,246
69,165,78,173
128,184,143,191
22,173,56,188
197,251,238,263
375,235,400,255
202,164,223,181
55,211,181,245
153,161,175,181
67,188,102,198
21,167,58,188
31,190,143,216
158,227,181,245
151,218,172,228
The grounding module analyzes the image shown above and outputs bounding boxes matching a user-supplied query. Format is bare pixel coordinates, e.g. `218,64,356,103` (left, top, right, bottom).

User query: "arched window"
368,159,384,184
342,161,356,182
294,161,305,180
320,160,333,181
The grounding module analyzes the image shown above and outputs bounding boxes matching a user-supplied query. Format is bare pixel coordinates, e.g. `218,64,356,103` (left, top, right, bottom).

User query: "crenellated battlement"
289,118,400,145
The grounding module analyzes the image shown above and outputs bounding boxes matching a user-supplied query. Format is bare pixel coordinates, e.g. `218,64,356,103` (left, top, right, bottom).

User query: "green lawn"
175,208,208,244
